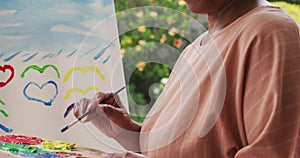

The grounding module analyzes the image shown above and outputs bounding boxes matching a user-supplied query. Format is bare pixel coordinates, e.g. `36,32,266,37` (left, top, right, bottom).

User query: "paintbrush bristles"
60,126,68,133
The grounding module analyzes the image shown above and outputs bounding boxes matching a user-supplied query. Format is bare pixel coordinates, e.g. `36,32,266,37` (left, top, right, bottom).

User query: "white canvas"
0,0,126,152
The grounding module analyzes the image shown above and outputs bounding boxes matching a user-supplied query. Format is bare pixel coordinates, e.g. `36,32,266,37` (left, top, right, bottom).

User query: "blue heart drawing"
23,81,58,106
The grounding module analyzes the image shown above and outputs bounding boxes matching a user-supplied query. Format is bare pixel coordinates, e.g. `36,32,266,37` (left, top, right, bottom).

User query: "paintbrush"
60,86,126,133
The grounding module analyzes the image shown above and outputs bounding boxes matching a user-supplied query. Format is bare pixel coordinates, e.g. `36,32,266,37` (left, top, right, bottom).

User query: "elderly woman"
74,0,300,157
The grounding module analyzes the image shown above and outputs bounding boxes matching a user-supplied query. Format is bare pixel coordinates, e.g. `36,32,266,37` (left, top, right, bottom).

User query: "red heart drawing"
0,65,15,88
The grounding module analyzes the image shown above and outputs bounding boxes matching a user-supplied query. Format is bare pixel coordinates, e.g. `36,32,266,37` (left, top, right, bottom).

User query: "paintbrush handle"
101,86,126,103
78,108,96,121
68,119,80,128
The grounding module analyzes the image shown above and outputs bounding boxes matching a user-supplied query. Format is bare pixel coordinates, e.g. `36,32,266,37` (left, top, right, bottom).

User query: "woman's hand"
73,92,140,138
101,151,146,158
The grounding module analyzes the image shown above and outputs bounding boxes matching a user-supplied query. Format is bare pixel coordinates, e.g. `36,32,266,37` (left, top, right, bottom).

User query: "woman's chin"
187,6,206,14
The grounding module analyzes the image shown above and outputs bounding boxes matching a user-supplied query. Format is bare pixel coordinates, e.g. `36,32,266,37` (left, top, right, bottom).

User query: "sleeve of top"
235,18,300,157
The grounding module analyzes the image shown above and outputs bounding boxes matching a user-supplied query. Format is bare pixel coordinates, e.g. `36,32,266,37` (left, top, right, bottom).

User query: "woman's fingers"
100,104,133,131
111,94,123,108
82,99,102,122
93,92,111,103
73,102,79,119
78,98,89,116
73,98,93,122
102,104,124,119
73,92,128,124
93,92,125,109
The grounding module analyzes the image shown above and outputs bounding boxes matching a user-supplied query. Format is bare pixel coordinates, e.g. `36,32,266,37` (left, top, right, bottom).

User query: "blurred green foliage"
272,1,300,22
114,0,300,123
114,0,206,122
269,0,300,4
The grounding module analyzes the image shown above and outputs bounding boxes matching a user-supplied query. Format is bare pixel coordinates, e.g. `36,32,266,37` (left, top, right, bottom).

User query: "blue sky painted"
0,0,114,55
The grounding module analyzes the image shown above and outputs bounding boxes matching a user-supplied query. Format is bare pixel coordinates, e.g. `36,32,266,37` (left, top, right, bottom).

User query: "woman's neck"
207,0,272,37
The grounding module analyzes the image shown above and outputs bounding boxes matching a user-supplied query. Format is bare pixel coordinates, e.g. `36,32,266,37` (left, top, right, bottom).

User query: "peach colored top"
140,6,300,158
